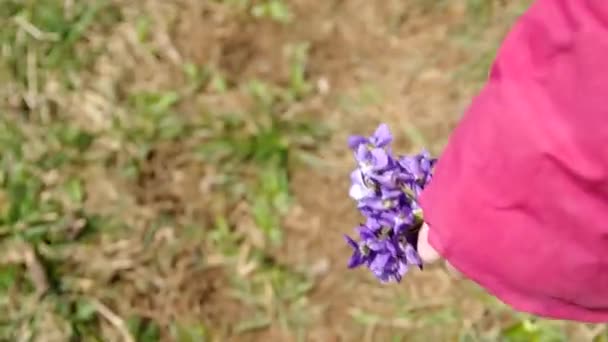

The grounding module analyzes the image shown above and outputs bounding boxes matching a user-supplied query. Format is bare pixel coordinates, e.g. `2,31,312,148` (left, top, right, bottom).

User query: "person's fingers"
417,223,463,278
417,223,440,264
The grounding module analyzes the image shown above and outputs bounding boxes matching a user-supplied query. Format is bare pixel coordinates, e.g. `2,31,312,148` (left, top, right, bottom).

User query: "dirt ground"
4,0,606,341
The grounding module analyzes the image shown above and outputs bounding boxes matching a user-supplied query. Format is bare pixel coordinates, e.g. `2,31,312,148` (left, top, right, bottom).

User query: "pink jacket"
420,0,608,322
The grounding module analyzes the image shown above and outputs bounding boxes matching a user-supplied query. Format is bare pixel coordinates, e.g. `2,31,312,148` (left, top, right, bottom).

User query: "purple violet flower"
349,170,375,201
345,235,368,268
355,145,389,174
345,123,436,283
347,123,393,150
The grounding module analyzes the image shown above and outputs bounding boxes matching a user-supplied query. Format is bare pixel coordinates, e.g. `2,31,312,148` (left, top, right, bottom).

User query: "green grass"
217,0,293,23
0,0,120,90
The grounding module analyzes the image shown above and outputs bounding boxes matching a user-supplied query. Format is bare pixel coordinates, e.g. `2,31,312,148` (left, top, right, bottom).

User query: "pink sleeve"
419,0,608,322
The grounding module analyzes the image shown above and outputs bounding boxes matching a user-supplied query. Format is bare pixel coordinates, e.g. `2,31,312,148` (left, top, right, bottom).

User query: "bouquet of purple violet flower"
345,123,436,283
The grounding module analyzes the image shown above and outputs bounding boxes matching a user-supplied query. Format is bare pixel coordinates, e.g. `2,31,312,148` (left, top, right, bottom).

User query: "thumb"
417,223,462,277
417,223,440,264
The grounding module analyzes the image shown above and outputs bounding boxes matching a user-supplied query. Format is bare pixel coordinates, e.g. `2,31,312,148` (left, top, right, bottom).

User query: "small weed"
198,102,324,244
110,90,188,179
0,0,120,89
250,163,290,245
216,0,293,23
285,42,313,100
170,321,209,342
127,315,162,342
198,42,327,245
251,0,292,23
230,259,315,334
501,318,567,342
